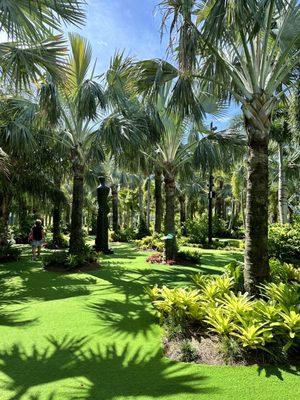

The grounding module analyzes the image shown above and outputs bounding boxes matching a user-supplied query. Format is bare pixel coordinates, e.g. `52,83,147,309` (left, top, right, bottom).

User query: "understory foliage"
43,245,98,271
136,234,164,252
45,234,69,249
269,223,300,262
0,242,22,262
111,228,136,243
185,215,243,246
146,249,202,265
147,262,300,363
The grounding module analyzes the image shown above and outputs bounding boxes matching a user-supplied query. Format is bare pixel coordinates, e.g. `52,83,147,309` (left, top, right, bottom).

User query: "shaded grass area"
0,243,298,400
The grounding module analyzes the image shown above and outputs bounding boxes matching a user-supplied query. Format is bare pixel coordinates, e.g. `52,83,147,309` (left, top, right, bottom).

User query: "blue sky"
71,0,167,71
70,0,240,129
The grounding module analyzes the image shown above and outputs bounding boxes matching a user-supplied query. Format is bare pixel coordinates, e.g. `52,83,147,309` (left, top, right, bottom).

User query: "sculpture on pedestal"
95,176,113,254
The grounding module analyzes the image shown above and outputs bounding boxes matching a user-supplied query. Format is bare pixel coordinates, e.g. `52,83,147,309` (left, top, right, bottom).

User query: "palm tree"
0,0,85,88
40,34,106,254
138,0,300,293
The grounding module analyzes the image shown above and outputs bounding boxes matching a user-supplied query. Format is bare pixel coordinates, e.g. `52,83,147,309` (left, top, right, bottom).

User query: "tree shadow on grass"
199,252,243,272
88,261,198,299
0,266,98,304
86,295,157,340
0,305,38,328
0,336,217,400
101,244,144,261
257,364,300,381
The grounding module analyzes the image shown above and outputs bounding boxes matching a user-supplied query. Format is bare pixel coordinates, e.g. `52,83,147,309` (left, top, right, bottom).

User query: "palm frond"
0,0,85,42
0,35,67,88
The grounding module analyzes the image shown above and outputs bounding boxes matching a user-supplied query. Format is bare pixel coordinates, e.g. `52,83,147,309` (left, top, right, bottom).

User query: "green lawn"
0,243,298,400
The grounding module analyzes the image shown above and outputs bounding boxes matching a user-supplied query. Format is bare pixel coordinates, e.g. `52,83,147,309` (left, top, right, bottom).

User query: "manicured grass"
0,243,298,400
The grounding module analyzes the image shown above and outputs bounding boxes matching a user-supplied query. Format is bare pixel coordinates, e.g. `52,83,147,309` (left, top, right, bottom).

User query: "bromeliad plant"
147,267,300,361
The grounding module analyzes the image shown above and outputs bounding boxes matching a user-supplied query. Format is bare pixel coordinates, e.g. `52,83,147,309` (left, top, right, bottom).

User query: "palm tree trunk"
0,192,11,245
146,177,151,229
138,181,144,224
215,180,224,218
18,198,28,242
164,170,177,260
179,194,187,235
244,117,270,294
228,199,236,231
69,155,85,255
111,184,119,232
52,176,62,246
154,169,163,233
278,143,288,224
65,203,71,226
190,201,195,219
241,191,245,229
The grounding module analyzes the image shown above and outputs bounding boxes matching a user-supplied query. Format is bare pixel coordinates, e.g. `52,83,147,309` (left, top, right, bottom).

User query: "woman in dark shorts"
30,219,45,260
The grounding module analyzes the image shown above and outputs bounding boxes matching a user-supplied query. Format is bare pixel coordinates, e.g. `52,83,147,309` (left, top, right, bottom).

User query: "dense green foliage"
0,242,21,262
148,266,300,362
269,223,300,262
43,245,98,270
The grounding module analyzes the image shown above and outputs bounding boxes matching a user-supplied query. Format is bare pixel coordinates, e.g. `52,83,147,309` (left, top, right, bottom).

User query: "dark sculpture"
95,176,113,254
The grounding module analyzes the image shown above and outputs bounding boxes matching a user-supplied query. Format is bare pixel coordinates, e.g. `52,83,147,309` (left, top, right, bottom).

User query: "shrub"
147,253,164,264
150,286,203,324
191,273,211,290
204,308,234,336
230,322,273,350
111,227,136,242
185,215,208,245
261,282,300,313
177,249,201,265
177,236,193,247
222,259,300,291
136,218,150,239
43,251,68,269
146,253,176,265
13,214,36,244
224,261,244,291
43,245,98,271
219,337,245,363
136,234,164,252
185,214,241,245
180,340,198,362
45,234,68,249
0,243,22,262
147,271,300,362
269,259,300,283
269,223,300,261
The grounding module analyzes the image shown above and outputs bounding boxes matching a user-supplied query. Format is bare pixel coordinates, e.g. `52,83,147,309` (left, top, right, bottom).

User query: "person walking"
30,219,45,260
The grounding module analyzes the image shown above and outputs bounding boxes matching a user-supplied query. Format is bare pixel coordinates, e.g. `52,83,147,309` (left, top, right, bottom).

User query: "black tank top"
32,226,43,241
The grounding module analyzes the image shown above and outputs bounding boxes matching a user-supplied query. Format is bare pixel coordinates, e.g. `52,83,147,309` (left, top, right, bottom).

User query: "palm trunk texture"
278,143,288,224
244,110,270,294
69,156,85,255
164,169,177,260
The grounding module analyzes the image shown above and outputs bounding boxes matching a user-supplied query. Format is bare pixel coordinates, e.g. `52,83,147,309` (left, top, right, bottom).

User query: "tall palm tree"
40,33,106,254
138,0,300,293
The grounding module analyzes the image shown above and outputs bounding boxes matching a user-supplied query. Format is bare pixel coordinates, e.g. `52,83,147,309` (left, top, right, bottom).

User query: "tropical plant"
39,34,108,254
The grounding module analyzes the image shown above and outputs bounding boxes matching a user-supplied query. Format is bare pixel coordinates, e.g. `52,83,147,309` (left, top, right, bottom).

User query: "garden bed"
44,261,99,273
146,250,201,266
42,246,99,273
147,260,300,368
163,335,300,367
